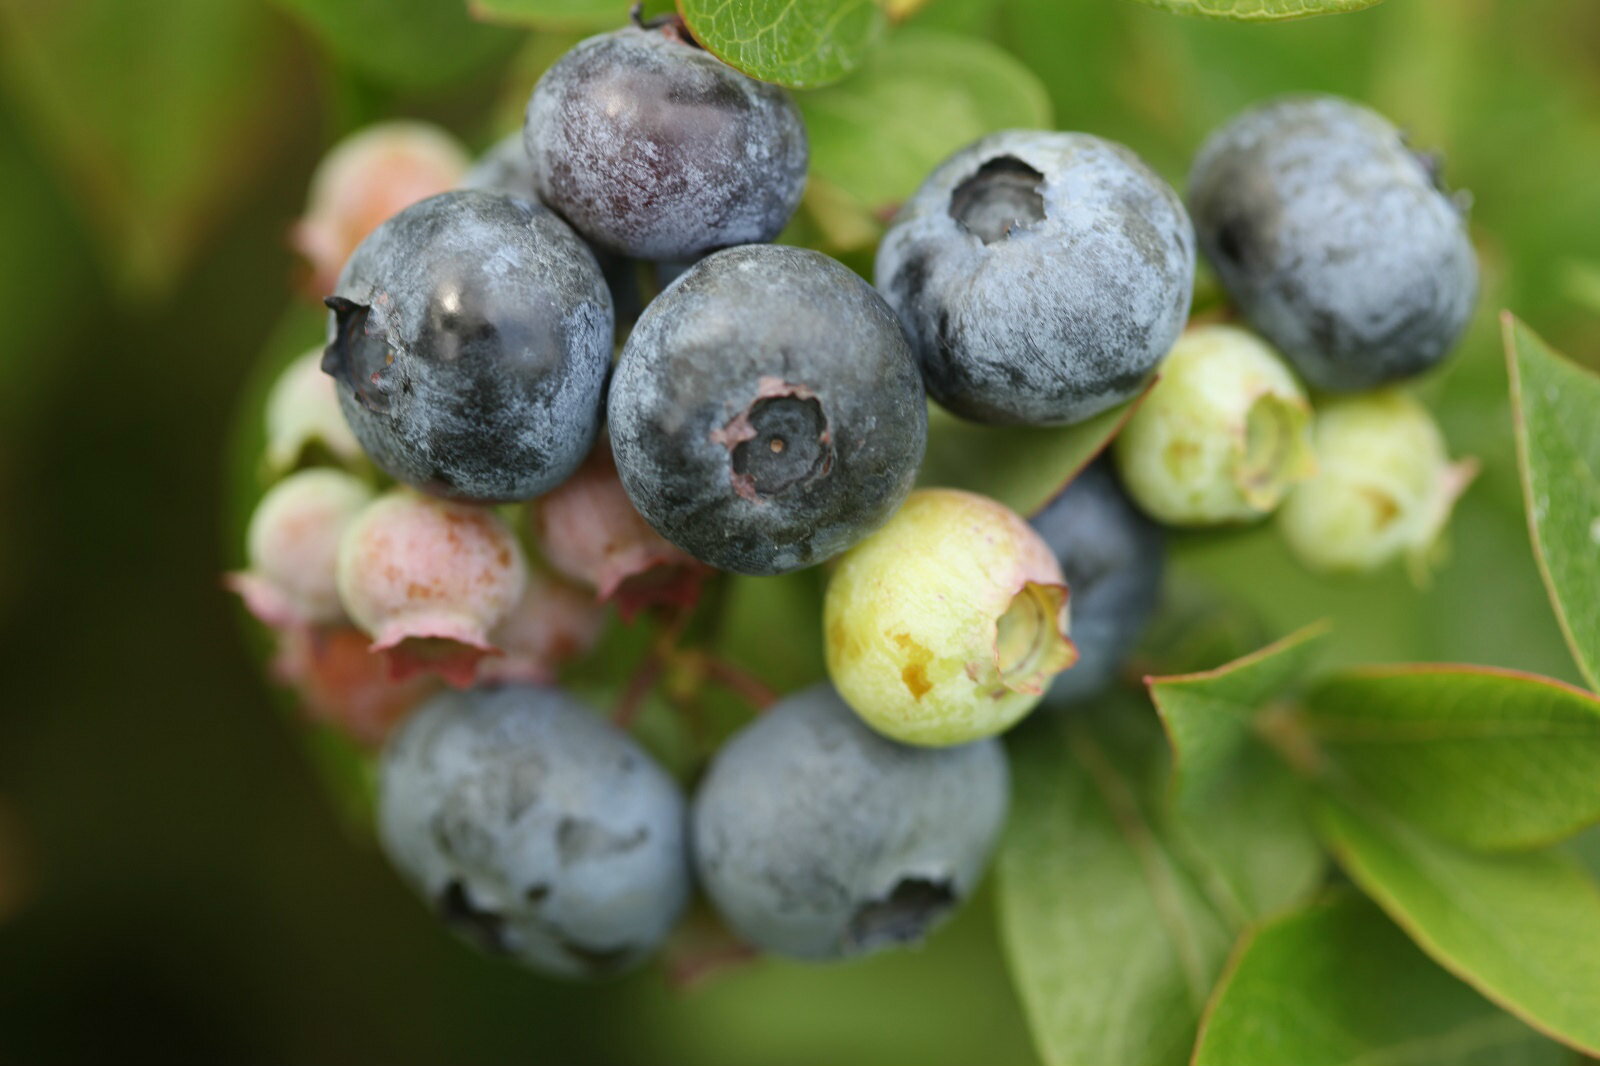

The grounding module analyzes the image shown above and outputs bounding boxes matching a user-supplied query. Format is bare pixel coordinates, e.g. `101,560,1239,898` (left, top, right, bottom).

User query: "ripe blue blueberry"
875,130,1195,426
607,245,928,576
524,25,808,262
322,189,613,503
1031,460,1164,706
691,684,1009,961
1188,95,1478,391
378,685,691,979
459,131,536,198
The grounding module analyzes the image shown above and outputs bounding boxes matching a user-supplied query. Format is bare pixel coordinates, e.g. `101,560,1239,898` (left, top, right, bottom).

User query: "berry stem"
697,654,778,711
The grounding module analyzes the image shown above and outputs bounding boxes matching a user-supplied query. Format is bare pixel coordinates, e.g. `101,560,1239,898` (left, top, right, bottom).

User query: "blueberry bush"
6,0,1600,1062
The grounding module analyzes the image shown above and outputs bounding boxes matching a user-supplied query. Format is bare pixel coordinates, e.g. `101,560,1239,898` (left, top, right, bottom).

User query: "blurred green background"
0,0,1597,1062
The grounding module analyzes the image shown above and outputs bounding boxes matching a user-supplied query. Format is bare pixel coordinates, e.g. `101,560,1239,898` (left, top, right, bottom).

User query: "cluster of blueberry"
234,15,1478,977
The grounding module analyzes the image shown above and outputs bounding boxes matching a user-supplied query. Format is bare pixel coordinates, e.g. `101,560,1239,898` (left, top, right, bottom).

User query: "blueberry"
825,489,1074,746
524,25,808,261
378,685,691,979
1114,325,1315,526
1278,389,1475,576
607,245,927,576
875,130,1195,426
1031,460,1164,706
458,131,537,198
459,131,649,338
691,684,1009,961
322,189,613,503
1188,95,1478,391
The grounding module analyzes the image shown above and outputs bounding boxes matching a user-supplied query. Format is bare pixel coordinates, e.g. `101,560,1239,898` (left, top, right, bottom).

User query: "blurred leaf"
1319,794,1600,1056
798,178,882,253
490,28,591,137
999,696,1321,1066
1149,622,1328,812
1131,579,1276,680
918,389,1147,518
1194,893,1566,1066
1560,262,1600,316
303,722,381,838
272,0,522,89
1304,665,1600,851
471,0,629,27
0,0,300,298
718,570,827,693
799,28,1051,222
1125,0,1386,21
678,0,885,88
1505,314,1600,692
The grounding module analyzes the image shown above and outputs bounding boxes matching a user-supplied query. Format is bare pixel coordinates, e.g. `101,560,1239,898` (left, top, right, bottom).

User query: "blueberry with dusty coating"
1031,461,1164,706
608,245,927,576
378,685,691,979
524,24,808,261
691,684,1009,961
875,130,1195,426
1188,95,1478,391
459,132,537,198
322,190,613,503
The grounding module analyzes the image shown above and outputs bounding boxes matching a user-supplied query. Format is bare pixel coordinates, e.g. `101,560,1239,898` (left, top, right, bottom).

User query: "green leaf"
470,0,629,28
917,390,1147,518
1123,0,1386,21
678,0,885,88
1505,313,1600,693
1148,622,1329,812
273,0,521,89
798,28,1051,230
999,697,1321,1066
1194,893,1565,1066
1319,794,1600,1056
0,0,300,297
1303,665,1600,850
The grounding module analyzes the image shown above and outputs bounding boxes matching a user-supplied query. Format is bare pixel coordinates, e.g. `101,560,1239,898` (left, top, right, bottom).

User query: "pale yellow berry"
1279,390,1476,576
1115,325,1315,525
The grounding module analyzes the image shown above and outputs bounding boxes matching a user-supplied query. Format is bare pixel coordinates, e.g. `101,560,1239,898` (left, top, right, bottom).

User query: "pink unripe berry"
530,443,708,620
229,469,374,628
291,121,468,298
273,624,440,747
476,572,607,686
337,490,528,686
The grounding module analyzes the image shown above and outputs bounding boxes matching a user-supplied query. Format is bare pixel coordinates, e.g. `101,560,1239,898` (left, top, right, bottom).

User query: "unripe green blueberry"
1114,325,1315,525
1279,390,1476,576
824,489,1076,747
262,347,364,476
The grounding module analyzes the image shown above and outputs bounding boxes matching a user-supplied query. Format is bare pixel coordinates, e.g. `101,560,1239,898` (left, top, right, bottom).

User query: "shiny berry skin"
524,25,808,261
824,489,1076,747
323,190,612,504
1114,325,1315,527
608,245,927,576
